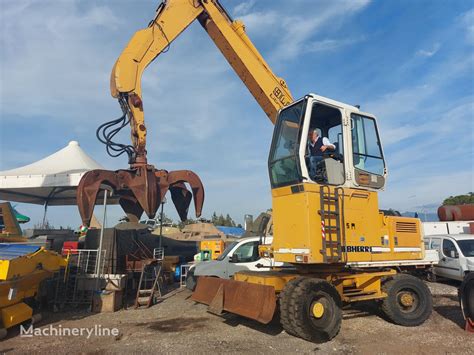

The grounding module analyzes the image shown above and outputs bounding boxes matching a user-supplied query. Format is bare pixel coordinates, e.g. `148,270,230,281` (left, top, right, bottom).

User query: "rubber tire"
285,278,342,343
381,274,432,326
185,269,197,291
279,277,305,336
459,272,474,320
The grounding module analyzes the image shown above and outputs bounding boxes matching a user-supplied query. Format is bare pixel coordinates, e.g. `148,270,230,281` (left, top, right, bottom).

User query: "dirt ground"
1,281,472,354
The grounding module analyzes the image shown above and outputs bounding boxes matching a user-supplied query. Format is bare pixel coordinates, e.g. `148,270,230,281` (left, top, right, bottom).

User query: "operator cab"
268,94,387,190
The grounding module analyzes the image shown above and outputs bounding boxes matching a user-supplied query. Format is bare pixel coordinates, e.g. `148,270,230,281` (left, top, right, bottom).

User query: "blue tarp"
216,226,245,237
0,244,40,260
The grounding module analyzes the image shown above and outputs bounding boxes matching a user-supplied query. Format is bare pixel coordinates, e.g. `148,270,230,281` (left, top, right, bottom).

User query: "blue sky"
1,0,473,228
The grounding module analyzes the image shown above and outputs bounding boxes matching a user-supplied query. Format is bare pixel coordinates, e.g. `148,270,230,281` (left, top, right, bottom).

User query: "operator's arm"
321,137,335,152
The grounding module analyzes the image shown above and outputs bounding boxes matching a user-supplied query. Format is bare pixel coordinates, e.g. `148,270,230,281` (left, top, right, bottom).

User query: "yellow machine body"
271,184,423,265
0,246,67,330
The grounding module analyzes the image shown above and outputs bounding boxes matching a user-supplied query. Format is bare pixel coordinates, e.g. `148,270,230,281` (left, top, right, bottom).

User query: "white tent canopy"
0,141,116,206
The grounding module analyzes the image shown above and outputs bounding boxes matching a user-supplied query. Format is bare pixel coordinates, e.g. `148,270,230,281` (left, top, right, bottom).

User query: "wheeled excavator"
76,0,436,343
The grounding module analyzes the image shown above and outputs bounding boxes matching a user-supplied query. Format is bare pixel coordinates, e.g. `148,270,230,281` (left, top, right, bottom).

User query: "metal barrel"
437,205,474,221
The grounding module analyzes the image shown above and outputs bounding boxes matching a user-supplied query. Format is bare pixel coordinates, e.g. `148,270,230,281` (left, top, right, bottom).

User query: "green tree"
217,214,226,226
442,192,474,206
225,214,236,227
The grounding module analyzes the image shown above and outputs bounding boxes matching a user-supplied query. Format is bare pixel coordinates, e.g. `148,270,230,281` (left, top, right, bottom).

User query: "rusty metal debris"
191,276,277,324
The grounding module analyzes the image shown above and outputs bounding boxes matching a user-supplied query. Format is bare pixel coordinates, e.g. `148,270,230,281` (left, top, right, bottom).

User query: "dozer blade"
77,165,204,227
191,276,277,324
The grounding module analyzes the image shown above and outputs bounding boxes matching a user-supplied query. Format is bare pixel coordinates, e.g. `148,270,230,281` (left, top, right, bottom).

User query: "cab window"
233,241,260,263
217,241,238,261
430,238,441,250
442,239,458,259
351,114,385,176
269,100,305,188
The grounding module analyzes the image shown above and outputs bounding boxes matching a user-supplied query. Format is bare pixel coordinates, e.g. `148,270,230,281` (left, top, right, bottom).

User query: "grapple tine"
77,169,119,226
119,165,159,219
119,194,144,223
169,182,192,221
167,170,205,218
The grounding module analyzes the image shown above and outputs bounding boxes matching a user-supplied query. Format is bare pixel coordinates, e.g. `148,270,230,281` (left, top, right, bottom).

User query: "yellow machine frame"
103,0,434,343
0,247,67,334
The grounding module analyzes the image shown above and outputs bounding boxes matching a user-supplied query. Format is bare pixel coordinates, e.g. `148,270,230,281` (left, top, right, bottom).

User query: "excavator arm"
77,0,293,226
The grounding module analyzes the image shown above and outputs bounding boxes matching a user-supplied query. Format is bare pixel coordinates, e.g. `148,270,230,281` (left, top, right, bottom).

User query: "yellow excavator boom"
111,0,293,158
77,0,293,226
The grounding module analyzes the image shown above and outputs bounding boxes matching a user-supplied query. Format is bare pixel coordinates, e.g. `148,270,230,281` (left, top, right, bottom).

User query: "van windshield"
457,240,474,257
217,241,238,261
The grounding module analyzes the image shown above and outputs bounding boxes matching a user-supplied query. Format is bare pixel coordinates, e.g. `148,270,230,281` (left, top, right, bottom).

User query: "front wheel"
281,277,342,343
381,274,432,326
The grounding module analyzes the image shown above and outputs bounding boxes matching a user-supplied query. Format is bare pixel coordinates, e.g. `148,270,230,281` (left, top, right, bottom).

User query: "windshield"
268,100,305,188
457,239,474,257
216,241,238,261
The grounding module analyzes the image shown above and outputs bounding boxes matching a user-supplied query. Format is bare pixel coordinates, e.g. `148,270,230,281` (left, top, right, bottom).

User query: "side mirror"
230,254,240,263
450,250,458,259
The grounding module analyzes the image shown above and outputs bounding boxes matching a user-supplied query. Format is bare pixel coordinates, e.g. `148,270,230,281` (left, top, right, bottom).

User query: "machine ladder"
319,185,345,263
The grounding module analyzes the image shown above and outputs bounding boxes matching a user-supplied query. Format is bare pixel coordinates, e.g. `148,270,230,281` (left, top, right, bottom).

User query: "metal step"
137,297,151,305
138,289,153,295
319,211,339,217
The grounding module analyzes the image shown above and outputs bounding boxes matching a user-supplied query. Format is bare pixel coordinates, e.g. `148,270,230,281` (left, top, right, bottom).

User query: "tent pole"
158,199,165,249
42,202,48,228
95,189,108,287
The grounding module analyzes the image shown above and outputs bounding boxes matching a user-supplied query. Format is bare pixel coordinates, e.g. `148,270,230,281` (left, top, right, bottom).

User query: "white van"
185,236,287,290
423,234,474,281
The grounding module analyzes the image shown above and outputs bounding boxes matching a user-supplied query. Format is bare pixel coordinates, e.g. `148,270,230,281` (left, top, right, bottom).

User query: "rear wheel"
459,272,474,321
283,278,342,343
381,274,432,326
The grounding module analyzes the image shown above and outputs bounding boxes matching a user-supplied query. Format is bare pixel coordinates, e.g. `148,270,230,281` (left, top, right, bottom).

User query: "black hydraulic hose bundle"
96,95,136,163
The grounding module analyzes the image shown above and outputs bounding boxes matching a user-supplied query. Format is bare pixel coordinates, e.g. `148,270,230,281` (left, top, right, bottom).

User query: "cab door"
438,238,462,280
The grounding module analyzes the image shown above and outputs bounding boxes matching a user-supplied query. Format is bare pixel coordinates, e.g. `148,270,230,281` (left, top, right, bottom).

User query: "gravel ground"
1,281,472,354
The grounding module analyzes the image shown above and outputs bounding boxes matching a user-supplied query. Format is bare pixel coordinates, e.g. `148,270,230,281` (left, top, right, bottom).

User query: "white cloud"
460,9,474,44
306,36,365,53
416,42,441,57
232,0,256,16
0,1,123,122
237,0,370,61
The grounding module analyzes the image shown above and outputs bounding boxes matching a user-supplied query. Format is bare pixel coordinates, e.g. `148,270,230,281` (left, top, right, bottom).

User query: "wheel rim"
311,301,325,318
396,288,419,313
309,295,332,325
